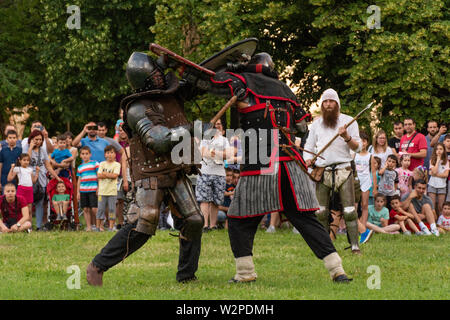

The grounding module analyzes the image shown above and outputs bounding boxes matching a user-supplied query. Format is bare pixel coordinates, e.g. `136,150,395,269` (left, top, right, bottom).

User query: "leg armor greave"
315,183,332,232
135,187,164,235
338,173,359,248
343,206,359,247
169,175,204,241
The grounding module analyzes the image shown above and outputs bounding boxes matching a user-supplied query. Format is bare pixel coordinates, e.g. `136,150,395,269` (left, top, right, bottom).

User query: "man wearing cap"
304,88,363,254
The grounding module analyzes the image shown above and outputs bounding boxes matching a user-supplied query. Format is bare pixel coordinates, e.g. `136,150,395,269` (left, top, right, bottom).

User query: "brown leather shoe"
86,262,104,286
352,249,362,255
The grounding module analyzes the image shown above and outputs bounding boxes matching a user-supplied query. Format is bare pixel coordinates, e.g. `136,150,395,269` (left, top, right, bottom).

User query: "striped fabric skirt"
227,161,319,218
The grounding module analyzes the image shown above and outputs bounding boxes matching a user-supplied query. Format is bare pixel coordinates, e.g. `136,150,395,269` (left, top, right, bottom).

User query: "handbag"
33,149,46,202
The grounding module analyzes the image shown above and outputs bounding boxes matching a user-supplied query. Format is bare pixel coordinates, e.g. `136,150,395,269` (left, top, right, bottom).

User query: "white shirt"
22,137,52,154
199,135,230,176
13,166,33,187
428,160,449,189
368,145,393,168
304,113,362,168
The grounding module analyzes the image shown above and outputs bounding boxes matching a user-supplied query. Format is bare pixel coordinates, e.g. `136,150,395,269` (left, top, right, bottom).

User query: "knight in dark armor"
189,51,352,283
86,52,205,286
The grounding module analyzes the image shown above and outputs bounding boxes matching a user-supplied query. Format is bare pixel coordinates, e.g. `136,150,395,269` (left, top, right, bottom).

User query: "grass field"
0,225,448,300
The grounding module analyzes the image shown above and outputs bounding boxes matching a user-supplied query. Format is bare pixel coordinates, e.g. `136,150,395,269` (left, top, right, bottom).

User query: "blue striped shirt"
76,161,99,192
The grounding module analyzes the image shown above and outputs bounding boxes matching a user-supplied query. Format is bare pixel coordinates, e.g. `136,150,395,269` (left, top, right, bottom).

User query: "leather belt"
134,177,152,189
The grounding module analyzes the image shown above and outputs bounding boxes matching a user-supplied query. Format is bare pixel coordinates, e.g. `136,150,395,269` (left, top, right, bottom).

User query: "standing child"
0,130,22,194
354,131,375,226
369,156,381,205
443,134,450,202
76,146,99,232
427,143,449,216
396,154,413,198
377,154,399,210
436,202,450,234
388,195,422,235
97,145,120,231
7,154,39,222
52,181,70,221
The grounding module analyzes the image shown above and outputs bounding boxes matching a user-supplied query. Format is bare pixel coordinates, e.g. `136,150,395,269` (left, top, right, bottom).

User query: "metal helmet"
249,52,274,71
125,52,166,92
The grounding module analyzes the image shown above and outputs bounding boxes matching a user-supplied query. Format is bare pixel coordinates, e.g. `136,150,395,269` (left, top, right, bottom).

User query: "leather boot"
86,262,104,286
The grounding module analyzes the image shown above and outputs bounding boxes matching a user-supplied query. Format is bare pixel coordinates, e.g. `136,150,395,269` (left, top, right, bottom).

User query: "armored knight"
86,52,205,286
186,48,352,283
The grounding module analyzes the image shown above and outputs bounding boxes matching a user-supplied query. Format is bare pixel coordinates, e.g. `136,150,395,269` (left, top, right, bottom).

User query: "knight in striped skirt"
189,51,352,283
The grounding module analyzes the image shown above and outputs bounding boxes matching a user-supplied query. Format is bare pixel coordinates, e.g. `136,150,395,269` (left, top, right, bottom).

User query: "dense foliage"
0,0,448,137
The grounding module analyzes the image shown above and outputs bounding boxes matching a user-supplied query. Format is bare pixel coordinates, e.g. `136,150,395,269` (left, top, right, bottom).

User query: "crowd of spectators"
0,116,449,239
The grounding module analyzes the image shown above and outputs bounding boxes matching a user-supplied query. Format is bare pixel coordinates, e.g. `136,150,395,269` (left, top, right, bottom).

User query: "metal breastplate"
129,96,190,181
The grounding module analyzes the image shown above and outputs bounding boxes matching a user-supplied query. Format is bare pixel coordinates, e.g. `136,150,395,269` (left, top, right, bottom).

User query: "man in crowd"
399,118,427,171
434,123,448,145
424,120,440,169
388,121,404,158
304,88,362,255
401,179,439,236
72,122,110,163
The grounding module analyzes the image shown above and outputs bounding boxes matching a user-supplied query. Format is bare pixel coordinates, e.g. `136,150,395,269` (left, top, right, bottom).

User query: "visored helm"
126,52,166,92
249,52,274,72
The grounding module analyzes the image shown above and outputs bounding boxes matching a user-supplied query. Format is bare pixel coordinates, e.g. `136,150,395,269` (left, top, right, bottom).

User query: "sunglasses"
87,126,98,130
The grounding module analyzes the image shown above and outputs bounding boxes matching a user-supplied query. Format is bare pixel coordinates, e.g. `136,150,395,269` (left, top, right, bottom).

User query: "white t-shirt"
354,153,372,192
304,113,362,168
437,214,450,228
199,135,230,176
368,145,393,168
22,137,52,154
13,166,33,187
428,160,450,189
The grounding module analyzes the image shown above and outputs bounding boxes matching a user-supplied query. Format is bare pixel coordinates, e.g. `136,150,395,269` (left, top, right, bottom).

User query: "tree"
150,0,320,124
303,0,449,134
36,0,157,135
0,0,44,129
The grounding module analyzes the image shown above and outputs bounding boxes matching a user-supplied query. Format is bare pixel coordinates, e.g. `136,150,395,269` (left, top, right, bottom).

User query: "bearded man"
304,88,362,254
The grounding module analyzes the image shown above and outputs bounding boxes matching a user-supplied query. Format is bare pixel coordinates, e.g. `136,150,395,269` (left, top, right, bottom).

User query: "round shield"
199,38,259,72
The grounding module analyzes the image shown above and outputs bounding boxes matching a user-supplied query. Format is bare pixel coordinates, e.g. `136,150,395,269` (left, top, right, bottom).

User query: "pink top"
396,167,413,197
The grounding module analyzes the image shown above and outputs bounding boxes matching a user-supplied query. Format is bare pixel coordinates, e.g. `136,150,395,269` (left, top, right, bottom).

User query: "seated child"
52,181,70,221
366,194,401,234
388,194,421,235
437,201,450,234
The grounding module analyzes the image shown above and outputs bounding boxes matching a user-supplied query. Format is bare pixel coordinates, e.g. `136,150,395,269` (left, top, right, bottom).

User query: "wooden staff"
210,95,238,125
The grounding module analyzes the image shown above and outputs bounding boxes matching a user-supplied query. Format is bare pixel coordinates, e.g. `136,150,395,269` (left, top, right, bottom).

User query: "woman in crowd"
369,130,394,168
27,130,62,230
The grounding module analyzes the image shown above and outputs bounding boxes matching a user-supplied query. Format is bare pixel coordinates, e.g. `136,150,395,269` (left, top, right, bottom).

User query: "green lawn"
0,226,448,300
